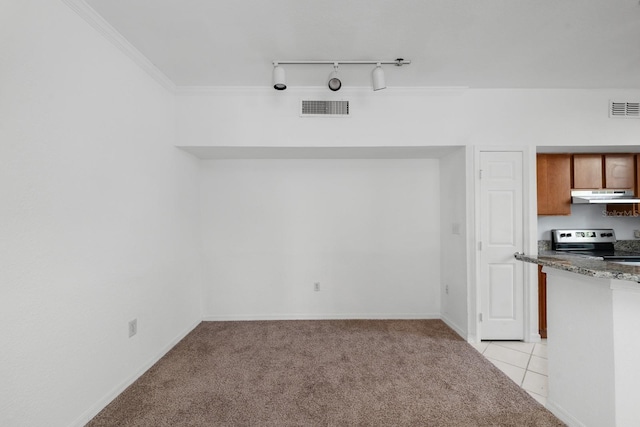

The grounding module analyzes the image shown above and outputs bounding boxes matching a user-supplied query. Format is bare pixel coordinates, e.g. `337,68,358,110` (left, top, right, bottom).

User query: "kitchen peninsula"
516,253,640,427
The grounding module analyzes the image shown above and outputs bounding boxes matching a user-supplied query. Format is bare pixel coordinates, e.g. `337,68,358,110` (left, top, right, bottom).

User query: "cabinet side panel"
537,154,571,215
536,155,549,214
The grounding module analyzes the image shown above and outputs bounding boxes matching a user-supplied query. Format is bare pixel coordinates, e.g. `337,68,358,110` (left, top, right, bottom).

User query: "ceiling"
83,0,640,89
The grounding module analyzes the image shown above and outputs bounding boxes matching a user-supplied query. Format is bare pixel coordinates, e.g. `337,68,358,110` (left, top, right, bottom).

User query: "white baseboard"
202,313,441,321
440,314,467,340
70,319,201,427
527,332,542,343
545,400,586,427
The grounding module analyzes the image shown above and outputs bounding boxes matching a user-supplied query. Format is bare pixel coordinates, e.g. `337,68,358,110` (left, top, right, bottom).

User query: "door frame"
469,146,539,343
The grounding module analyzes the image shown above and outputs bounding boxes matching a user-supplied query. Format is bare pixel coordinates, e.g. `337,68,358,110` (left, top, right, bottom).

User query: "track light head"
328,64,341,91
372,63,386,91
272,64,286,90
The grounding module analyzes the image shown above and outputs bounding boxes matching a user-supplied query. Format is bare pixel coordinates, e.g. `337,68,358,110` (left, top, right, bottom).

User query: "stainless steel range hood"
571,189,640,204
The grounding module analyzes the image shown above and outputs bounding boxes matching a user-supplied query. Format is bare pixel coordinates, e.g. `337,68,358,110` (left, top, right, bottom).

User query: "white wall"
439,147,469,336
178,86,640,343
176,87,469,148
176,87,640,148
199,159,440,319
0,1,202,426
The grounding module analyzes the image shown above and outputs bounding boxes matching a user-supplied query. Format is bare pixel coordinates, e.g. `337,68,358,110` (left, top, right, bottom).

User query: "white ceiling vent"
609,101,640,118
301,100,350,117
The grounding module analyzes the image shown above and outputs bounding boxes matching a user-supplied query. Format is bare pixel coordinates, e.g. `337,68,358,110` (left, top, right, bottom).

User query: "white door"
479,151,524,340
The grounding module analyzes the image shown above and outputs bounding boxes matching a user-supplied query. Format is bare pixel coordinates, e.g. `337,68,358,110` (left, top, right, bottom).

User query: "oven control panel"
552,229,616,244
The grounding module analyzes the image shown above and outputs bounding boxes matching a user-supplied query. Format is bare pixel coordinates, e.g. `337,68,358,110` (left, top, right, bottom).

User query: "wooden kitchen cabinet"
538,265,547,339
605,154,635,189
636,153,639,192
537,153,571,215
572,154,603,189
572,153,635,190
606,154,640,216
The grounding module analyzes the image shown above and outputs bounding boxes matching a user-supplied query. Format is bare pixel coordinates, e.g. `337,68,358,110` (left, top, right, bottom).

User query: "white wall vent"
301,100,350,117
609,101,640,118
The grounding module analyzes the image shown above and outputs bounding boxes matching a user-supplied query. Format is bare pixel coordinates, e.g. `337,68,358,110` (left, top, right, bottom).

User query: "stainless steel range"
551,229,640,261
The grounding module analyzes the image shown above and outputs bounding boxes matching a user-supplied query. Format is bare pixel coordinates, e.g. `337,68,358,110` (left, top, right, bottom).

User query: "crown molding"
61,0,176,93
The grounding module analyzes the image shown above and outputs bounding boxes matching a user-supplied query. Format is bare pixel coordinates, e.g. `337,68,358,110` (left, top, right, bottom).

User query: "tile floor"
472,339,548,406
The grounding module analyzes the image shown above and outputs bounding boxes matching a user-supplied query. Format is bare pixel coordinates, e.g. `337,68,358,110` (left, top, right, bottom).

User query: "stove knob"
560,233,566,237
607,233,613,237
567,233,572,237
601,233,606,237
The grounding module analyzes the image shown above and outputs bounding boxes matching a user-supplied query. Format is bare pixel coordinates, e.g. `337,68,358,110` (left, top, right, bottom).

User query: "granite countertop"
515,251,640,283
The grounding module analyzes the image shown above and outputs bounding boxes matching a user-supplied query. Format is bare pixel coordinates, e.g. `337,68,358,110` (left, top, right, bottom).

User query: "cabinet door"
604,154,635,189
637,155,640,192
637,154,640,194
537,154,571,215
573,154,603,189
609,155,640,215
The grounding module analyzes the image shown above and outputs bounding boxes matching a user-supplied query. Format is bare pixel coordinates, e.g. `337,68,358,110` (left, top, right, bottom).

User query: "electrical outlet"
128,319,137,338
314,282,320,292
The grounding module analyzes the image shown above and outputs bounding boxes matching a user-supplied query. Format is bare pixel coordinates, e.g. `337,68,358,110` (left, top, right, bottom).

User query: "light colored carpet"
88,320,564,426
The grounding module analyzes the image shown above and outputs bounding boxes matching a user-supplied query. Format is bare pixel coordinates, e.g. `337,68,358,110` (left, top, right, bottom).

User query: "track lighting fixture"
372,63,386,91
272,63,286,90
271,58,410,91
328,63,341,91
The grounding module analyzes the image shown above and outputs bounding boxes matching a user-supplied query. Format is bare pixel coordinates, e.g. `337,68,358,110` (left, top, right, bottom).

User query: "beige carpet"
88,320,564,426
